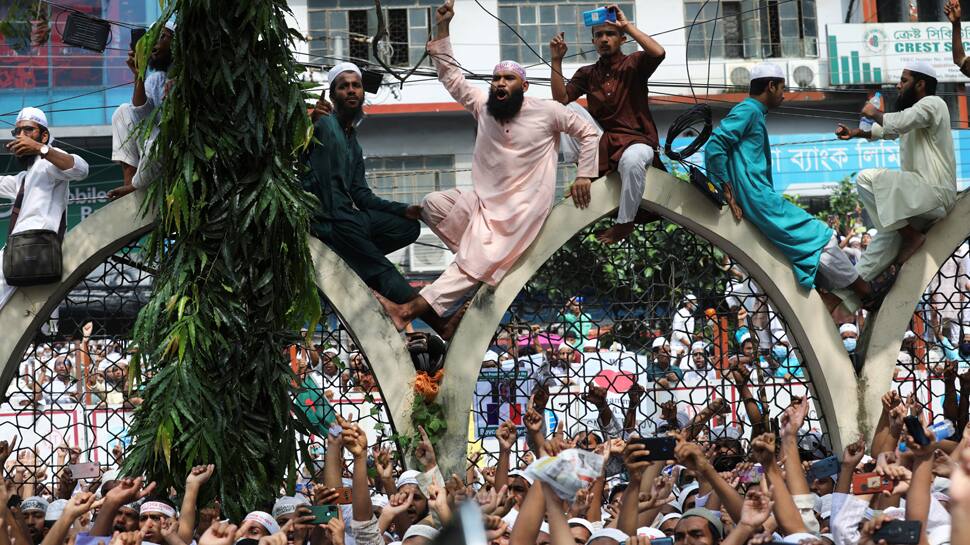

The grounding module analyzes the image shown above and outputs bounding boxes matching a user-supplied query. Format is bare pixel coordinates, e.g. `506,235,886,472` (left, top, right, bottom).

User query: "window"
683,0,817,60
364,155,456,205
497,0,637,64
308,1,435,68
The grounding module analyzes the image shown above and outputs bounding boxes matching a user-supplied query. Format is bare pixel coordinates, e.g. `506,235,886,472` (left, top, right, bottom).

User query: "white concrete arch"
858,192,970,433
433,169,859,475
0,193,417,443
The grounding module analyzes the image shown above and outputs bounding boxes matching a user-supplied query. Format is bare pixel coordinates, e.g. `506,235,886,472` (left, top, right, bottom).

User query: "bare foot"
596,222,635,244
373,291,410,331
439,301,471,340
894,229,926,267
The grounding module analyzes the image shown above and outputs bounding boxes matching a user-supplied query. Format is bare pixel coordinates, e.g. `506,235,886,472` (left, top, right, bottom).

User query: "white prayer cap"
583,338,599,349
690,341,707,353
651,336,669,350
244,511,281,535
839,323,859,336
848,236,861,246
750,62,785,80
16,107,48,129
402,524,439,542
328,62,362,89
636,527,666,539
483,350,499,362
271,496,309,520
45,499,67,521
164,17,176,32
659,513,683,525
674,482,700,511
322,347,339,356
568,518,595,534
21,496,49,513
684,293,697,302
509,469,534,485
396,469,421,488
585,528,629,544
904,330,916,340
904,60,937,79
867,228,878,237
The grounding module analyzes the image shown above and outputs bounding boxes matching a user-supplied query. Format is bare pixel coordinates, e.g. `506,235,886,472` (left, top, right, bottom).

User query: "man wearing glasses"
0,107,89,308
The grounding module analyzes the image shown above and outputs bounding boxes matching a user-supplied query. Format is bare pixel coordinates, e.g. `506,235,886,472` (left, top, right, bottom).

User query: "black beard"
486,88,525,121
334,97,363,123
894,86,918,111
148,53,172,72
17,154,36,170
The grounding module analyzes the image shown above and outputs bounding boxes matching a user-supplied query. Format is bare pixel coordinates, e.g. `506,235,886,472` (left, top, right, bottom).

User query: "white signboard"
826,23,970,84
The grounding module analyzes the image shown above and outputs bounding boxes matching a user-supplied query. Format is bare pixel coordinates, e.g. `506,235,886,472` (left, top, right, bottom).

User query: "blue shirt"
705,98,833,289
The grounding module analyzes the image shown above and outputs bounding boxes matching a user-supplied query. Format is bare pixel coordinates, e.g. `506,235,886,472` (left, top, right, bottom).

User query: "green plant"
121,0,320,520
817,175,861,236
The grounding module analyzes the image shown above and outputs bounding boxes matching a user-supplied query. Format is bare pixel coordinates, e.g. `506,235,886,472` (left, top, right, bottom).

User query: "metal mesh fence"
892,237,970,430
468,218,834,470
0,238,401,494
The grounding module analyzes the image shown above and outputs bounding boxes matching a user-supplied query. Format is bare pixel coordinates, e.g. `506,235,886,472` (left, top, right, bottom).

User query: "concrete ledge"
307,239,416,441
433,170,858,476
859,192,970,434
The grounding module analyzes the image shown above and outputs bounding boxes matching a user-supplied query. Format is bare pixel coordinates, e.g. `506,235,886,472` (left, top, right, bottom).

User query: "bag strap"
7,175,68,243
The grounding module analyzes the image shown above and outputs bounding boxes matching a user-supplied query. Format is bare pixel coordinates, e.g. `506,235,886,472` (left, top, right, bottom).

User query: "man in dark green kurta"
303,63,422,304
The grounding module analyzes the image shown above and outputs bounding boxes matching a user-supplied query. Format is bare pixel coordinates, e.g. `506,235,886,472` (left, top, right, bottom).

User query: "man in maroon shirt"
551,4,665,243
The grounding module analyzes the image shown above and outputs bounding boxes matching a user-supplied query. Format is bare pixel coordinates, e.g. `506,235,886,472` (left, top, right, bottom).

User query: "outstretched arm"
947,1,970,76
427,0,486,113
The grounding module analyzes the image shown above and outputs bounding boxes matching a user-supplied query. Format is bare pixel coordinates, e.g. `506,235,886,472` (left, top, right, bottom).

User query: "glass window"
498,1,635,63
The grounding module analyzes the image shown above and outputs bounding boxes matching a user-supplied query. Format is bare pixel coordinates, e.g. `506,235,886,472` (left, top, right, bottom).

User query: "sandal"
861,265,899,311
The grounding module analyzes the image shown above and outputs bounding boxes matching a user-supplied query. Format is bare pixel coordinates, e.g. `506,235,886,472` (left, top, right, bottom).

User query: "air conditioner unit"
407,228,454,273
787,60,821,89
725,62,758,88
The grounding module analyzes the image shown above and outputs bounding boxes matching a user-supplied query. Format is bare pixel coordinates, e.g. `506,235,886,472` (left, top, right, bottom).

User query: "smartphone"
130,28,146,50
738,464,764,484
807,456,840,481
871,520,921,545
903,416,930,446
649,539,674,545
851,472,892,495
334,486,352,504
67,462,100,480
309,505,340,524
629,436,676,462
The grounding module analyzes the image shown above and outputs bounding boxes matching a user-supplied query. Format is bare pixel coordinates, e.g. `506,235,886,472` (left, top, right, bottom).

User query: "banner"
826,23,970,84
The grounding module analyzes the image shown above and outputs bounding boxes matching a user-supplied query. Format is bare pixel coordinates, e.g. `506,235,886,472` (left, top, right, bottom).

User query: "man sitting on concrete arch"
376,0,600,339
302,63,423,310
834,61,958,312
550,4,666,244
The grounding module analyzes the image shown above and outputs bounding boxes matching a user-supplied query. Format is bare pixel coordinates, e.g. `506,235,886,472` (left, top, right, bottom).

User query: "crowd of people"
0,389,965,545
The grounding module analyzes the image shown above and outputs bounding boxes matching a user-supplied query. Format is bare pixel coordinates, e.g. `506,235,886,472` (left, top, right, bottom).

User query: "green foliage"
122,0,320,520
817,175,860,234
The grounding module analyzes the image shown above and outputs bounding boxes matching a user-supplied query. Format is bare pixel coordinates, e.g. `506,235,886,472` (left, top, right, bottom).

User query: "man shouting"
377,0,600,339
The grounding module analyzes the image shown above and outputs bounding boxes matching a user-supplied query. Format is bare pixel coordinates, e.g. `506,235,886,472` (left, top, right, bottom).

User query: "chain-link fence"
469,218,834,471
892,237,970,431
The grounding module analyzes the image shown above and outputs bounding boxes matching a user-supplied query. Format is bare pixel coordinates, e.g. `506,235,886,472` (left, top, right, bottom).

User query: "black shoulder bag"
2,178,66,286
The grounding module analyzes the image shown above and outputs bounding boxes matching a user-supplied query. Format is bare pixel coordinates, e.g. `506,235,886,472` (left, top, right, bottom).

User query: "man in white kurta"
834,61,957,310
378,0,600,339
0,108,90,309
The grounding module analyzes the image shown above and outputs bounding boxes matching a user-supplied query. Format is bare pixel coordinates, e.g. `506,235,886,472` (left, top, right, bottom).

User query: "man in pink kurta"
379,0,600,339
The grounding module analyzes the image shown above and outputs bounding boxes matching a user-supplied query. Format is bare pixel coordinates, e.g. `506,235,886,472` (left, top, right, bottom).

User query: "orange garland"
413,369,444,402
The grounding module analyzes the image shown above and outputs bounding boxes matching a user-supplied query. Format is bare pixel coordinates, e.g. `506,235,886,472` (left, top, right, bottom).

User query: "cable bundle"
663,103,724,208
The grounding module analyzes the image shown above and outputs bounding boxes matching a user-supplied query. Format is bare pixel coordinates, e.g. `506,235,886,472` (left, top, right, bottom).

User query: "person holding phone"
107,19,176,199
550,4,665,244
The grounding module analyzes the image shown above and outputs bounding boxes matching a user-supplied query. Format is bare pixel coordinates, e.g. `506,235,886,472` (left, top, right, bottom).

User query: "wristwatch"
39,145,49,158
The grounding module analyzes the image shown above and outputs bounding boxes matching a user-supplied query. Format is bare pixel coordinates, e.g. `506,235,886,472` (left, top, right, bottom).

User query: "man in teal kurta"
303,63,423,304
705,63,874,311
